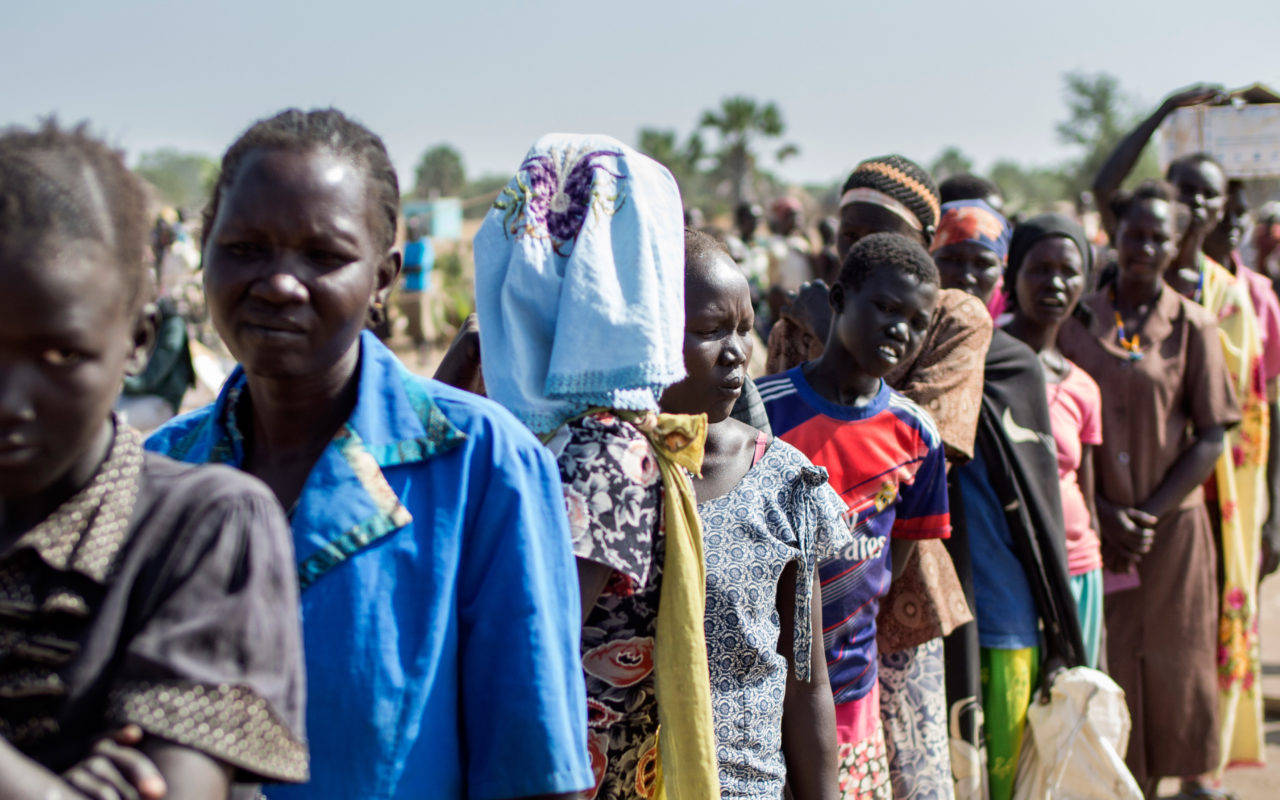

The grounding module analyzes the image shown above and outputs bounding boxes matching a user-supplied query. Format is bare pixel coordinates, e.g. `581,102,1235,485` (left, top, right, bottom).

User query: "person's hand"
780,280,832,342
1120,507,1158,554
1101,540,1136,575
1098,499,1157,558
1164,84,1227,110
1260,517,1280,581
62,725,166,800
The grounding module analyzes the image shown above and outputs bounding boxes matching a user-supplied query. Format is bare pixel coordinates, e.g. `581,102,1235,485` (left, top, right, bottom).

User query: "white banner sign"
1159,104,1280,179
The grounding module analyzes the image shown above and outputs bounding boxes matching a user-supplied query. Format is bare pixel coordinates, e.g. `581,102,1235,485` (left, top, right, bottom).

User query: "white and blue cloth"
474,133,687,434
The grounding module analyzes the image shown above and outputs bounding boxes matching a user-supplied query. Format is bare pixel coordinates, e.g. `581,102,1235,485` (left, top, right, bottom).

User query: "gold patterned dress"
1199,256,1268,771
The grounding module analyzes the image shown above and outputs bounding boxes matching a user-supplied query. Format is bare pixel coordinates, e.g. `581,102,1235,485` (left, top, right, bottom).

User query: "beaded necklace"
1113,310,1143,360
1110,285,1159,361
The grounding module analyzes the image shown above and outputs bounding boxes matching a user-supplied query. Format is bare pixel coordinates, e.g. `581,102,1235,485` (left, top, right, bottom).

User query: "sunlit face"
0,237,144,498
1116,198,1178,285
1170,159,1227,232
836,202,925,260
660,251,754,423
202,148,397,382
831,269,937,379
1206,182,1248,256
1012,236,1086,326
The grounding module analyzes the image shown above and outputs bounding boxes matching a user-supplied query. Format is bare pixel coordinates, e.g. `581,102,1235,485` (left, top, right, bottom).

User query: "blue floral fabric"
697,439,850,799
878,639,954,800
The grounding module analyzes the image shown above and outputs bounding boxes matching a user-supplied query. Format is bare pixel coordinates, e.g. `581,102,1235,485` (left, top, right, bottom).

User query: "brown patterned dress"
0,422,307,798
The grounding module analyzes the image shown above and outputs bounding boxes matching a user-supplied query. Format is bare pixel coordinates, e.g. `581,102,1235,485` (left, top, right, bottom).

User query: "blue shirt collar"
788,365,890,421
188,330,465,469
165,330,466,590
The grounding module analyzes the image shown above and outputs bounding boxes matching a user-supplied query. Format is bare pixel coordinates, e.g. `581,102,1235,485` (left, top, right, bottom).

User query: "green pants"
980,646,1039,800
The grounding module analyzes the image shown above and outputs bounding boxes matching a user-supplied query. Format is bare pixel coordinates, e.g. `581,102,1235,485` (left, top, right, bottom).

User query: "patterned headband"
930,199,1012,261
839,188,923,231
857,161,941,225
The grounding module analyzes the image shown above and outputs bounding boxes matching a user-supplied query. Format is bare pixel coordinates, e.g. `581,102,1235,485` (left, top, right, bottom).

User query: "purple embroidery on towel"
495,147,624,255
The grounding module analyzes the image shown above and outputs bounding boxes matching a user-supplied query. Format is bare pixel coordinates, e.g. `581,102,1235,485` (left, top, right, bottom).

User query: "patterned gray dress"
698,438,850,799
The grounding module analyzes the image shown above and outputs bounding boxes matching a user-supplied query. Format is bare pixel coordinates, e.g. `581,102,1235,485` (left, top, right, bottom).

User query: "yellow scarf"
617,410,720,800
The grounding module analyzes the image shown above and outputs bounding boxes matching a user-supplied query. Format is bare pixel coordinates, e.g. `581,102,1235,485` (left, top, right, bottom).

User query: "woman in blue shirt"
148,108,593,800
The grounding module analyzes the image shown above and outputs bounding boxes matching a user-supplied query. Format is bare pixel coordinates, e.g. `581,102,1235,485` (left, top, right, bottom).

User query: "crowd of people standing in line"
1,81,1278,800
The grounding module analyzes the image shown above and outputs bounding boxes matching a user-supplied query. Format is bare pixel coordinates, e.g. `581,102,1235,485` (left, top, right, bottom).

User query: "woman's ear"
828,281,846,314
125,301,159,377
373,248,403,307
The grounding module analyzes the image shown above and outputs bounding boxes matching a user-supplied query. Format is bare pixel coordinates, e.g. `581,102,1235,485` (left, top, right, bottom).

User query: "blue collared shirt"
148,331,592,800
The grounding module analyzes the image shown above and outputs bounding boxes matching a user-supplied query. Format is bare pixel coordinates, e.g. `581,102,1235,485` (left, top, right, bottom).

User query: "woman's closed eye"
308,248,357,269
221,241,267,260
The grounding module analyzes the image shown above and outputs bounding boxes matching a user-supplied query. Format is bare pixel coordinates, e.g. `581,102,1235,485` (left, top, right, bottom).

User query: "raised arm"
1093,84,1224,238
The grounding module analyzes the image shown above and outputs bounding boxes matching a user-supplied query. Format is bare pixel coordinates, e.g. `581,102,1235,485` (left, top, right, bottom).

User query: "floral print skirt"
879,639,954,800
835,684,892,800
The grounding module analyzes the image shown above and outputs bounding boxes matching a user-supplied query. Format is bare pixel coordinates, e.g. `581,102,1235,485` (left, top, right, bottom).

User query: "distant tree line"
130,71,1163,222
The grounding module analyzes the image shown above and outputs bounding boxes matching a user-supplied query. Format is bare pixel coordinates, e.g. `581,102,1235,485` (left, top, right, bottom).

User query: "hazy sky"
3,1,1277,189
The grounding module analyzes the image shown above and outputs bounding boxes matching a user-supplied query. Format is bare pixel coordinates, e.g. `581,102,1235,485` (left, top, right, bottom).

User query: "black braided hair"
0,120,148,308
841,155,941,243
939,173,1002,205
203,108,400,253
1166,151,1226,185
685,226,731,267
1109,179,1187,236
838,232,939,292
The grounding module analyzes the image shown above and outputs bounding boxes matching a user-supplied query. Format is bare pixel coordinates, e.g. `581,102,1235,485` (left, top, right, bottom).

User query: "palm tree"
636,128,705,191
698,96,799,206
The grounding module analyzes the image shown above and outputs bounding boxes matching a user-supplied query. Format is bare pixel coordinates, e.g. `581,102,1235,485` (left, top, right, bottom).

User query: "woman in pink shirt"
1004,214,1106,668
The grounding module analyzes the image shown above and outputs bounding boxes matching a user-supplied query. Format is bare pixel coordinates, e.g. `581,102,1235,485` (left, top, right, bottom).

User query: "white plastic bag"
1012,667,1142,800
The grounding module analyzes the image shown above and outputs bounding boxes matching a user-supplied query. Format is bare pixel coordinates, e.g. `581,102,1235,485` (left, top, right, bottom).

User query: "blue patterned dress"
698,438,851,799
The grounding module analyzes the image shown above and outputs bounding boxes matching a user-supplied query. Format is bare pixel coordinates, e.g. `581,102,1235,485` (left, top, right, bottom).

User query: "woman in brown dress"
1059,181,1239,797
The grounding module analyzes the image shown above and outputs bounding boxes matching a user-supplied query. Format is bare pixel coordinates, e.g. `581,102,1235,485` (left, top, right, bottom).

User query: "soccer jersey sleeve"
889,438,950,540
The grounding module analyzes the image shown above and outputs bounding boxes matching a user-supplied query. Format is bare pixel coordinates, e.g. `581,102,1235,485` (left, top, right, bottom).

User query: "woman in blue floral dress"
661,230,848,800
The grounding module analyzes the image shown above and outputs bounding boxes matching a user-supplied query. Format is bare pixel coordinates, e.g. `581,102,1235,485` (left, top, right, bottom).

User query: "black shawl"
972,329,1086,666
